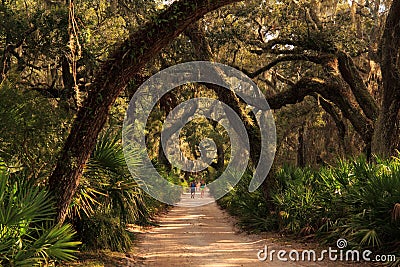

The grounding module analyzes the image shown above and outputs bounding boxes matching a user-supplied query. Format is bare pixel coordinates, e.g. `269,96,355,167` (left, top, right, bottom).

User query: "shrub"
217,155,400,264
0,166,80,266
326,156,400,254
215,171,277,233
69,131,164,252
74,214,134,252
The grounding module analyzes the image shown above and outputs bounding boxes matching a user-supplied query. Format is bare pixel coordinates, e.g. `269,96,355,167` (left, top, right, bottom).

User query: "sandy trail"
133,191,369,267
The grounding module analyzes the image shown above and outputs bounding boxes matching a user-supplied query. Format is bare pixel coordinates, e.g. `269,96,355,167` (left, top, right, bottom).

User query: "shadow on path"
133,191,373,267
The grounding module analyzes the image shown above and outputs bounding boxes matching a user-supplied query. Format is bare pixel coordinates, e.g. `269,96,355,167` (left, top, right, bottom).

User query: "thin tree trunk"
297,124,306,167
314,94,346,155
61,55,75,100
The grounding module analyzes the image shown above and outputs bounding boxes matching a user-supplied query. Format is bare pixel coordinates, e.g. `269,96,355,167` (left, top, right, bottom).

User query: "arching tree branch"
264,75,373,145
240,54,332,78
49,0,244,224
312,94,346,153
337,51,378,121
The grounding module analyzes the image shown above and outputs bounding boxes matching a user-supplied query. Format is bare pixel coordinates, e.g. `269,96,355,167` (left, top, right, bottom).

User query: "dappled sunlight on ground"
133,192,375,267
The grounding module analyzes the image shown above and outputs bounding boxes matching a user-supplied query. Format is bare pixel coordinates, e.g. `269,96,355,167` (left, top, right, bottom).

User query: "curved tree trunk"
49,0,242,224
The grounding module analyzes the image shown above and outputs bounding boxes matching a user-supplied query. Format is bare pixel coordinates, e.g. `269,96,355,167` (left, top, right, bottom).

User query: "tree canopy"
1,1,399,263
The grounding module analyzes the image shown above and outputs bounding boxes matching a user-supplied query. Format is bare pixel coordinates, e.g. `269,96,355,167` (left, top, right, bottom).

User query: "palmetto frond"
0,167,80,266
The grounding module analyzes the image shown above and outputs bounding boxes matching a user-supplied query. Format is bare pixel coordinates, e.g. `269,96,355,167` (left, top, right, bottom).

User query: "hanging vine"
67,0,82,108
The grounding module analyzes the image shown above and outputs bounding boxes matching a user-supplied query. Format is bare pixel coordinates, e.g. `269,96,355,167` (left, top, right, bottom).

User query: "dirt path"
133,191,371,267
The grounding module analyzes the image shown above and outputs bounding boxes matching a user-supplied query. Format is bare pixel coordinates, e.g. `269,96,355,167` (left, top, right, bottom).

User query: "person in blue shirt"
190,180,196,198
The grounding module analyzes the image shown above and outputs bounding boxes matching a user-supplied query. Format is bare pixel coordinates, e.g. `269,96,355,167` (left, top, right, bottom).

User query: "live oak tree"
48,0,243,224
372,0,400,157
162,0,400,205
4,0,398,223
202,0,400,159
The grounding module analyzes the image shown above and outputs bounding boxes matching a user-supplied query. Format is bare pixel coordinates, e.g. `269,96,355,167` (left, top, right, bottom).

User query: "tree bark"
337,51,378,121
372,0,400,157
48,0,243,224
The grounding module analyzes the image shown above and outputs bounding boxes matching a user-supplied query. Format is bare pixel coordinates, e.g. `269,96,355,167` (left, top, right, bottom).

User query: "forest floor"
130,191,375,267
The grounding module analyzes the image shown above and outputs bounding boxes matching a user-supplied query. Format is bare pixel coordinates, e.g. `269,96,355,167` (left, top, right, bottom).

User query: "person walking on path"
200,180,206,198
190,180,196,198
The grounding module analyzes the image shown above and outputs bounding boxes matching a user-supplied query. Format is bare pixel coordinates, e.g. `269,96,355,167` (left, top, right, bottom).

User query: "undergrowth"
214,155,400,265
